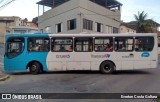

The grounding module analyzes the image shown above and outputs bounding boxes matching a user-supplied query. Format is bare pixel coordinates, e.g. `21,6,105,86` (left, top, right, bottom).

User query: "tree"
134,11,148,33
32,17,38,25
23,18,28,23
21,18,28,26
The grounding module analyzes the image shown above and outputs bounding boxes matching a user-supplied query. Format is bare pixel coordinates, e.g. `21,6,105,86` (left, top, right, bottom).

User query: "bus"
4,33,158,74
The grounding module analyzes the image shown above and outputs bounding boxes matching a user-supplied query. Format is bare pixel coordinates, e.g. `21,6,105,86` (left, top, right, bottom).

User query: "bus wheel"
29,62,41,74
100,61,114,74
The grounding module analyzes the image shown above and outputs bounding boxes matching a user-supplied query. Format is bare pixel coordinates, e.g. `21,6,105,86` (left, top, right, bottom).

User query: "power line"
0,0,5,4
0,0,15,10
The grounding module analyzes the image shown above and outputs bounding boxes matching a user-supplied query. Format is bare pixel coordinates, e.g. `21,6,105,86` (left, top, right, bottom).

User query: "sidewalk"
0,43,9,81
0,64,9,81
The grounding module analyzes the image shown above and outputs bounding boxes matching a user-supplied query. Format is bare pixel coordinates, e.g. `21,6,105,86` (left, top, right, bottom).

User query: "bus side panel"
90,52,122,71
4,50,49,73
26,52,49,71
151,36,158,68
46,52,73,71
4,55,27,72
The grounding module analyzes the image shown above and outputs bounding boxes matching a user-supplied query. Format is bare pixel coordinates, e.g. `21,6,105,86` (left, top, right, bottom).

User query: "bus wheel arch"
100,60,116,74
27,61,43,74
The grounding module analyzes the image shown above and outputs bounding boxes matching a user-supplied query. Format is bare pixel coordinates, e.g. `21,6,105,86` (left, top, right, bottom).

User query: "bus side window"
74,37,93,52
94,37,113,52
28,38,50,52
115,37,133,52
135,37,154,52
51,38,73,52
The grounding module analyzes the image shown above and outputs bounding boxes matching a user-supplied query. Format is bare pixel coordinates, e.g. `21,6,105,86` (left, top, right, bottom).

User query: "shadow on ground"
9,70,151,76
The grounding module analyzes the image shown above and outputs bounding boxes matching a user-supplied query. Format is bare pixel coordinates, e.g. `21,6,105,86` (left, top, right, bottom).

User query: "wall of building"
38,0,121,34
0,16,38,43
79,6,120,34
120,25,136,33
79,0,121,21
0,17,21,43
38,8,81,34
38,0,81,33
0,22,5,43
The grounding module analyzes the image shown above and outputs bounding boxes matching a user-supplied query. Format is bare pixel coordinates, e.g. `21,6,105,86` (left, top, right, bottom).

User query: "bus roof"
5,33,157,38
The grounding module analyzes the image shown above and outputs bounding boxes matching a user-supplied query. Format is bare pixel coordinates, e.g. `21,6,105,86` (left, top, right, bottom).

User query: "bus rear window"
6,37,24,59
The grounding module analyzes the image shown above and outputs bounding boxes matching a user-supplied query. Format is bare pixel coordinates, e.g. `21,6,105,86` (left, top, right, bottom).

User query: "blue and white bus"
4,33,158,74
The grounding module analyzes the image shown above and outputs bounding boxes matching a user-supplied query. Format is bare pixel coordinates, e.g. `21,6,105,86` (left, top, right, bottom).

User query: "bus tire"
100,61,114,74
29,62,41,74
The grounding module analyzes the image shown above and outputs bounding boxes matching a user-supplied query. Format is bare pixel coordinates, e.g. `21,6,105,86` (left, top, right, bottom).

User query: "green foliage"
134,11,159,33
32,17,38,24
134,11,148,33
23,18,28,23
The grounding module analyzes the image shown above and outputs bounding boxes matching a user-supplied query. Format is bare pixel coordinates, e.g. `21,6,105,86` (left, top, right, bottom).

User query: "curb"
0,75,10,81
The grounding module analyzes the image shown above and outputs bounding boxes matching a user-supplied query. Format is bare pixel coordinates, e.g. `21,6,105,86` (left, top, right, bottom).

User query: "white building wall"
38,0,121,34
38,0,81,34
79,7,120,34
120,25,136,33
39,8,81,34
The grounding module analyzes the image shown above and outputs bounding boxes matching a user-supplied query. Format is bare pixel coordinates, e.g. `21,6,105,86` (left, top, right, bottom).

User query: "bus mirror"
4,52,6,57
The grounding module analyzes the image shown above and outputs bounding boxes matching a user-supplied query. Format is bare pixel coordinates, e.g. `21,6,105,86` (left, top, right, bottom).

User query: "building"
37,0,122,34
124,20,160,44
11,22,38,34
120,23,136,33
11,26,38,34
0,16,38,43
126,20,160,33
0,16,22,43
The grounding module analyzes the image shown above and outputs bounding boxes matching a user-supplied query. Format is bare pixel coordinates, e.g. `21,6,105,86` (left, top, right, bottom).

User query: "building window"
51,38,73,52
14,30,27,34
83,19,93,30
94,37,113,52
56,23,62,33
135,37,154,52
45,26,51,33
95,22,103,32
106,25,112,33
74,37,93,52
67,19,76,30
115,37,134,52
113,27,119,33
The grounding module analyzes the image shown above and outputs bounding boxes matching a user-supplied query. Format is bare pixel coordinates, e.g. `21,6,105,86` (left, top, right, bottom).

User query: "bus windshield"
6,37,24,59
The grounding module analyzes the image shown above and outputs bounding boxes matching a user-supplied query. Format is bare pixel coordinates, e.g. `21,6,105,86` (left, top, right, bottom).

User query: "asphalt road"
0,68,160,102
0,44,160,102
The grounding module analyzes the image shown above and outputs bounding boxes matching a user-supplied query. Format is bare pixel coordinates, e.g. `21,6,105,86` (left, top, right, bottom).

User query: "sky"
0,0,40,21
118,0,160,23
0,0,160,24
